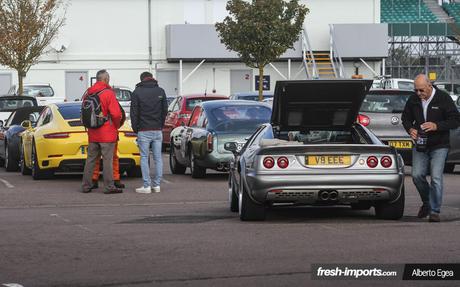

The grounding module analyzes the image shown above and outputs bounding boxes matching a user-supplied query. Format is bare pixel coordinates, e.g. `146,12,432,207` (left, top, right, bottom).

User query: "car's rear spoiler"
257,144,395,156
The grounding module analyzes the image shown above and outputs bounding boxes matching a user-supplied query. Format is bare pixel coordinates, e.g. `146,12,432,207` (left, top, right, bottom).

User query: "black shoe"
417,205,430,218
90,180,99,190
81,188,92,193
104,188,123,194
114,180,125,189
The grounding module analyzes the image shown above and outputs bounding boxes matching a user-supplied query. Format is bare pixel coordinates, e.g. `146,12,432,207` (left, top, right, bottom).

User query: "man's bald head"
414,74,433,100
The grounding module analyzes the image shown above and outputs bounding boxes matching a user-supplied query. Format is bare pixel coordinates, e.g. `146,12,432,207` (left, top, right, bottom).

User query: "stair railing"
329,24,345,78
302,27,318,79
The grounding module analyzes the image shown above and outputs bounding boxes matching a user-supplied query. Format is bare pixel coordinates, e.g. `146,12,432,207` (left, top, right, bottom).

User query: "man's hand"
421,122,437,132
409,128,418,140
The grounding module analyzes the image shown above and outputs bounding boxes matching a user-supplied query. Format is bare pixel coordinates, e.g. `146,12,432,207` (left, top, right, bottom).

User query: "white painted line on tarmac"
162,178,173,184
0,178,14,188
3,283,25,287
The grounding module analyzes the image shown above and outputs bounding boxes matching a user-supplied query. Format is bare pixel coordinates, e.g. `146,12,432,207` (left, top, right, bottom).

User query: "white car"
8,83,65,106
382,78,414,91
113,86,132,114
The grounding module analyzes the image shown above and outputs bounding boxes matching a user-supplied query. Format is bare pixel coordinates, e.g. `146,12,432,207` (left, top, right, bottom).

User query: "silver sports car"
226,80,405,221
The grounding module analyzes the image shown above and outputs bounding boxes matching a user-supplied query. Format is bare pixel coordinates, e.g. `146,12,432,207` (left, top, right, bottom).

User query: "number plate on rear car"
306,155,351,166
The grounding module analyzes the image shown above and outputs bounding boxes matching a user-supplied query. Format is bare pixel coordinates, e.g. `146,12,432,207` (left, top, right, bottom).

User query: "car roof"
231,92,273,96
113,85,132,91
368,89,415,95
200,99,271,109
0,95,37,100
180,94,228,99
55,102,80,108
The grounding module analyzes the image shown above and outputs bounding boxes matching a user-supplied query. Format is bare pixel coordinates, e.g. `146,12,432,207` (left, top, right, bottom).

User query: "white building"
0,0,384,101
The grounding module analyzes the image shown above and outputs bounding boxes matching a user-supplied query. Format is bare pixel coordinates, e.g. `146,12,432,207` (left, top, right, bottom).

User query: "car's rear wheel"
238,177,265,221
169,144,186,174
228,176,238,212
31,142,54,180
5,143,19,172
127,166,142,178
20,144,31,175
444,163,455,173
375,186,405,220
189,151,206,178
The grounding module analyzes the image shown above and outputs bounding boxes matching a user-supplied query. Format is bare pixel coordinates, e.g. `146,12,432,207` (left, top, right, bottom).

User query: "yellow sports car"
19,102,140,180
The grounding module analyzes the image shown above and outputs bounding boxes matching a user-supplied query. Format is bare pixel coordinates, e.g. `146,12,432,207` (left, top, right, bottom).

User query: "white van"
8,83,66,106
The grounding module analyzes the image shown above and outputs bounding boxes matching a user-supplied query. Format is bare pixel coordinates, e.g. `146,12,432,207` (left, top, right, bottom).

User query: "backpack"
81,89,108,129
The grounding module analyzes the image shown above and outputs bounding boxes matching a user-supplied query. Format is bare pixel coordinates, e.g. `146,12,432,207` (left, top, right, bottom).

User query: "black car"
0,106,45,171
0,95,38,123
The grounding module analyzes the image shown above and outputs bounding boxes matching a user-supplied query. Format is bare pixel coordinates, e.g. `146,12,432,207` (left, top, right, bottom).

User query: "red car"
162,94,228,145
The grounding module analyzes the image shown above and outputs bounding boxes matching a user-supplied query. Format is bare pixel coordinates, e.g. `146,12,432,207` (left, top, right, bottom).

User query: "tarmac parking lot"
0,153,459,287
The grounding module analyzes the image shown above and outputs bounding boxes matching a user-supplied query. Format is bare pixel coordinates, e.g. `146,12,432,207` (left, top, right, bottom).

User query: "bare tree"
0,0,65,95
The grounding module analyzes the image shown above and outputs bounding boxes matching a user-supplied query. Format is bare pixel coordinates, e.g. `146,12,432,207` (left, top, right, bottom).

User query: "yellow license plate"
81,146,88,154
306,155,351,166
388,140,413,149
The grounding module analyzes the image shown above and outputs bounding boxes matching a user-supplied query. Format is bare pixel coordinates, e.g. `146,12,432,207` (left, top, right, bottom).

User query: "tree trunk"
17,70,26,95
258,66,264,101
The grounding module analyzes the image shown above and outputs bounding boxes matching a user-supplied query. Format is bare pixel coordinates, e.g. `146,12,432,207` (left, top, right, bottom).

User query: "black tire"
127,166,142,178
238,177,265,221
5,143,19,172
228,176,238,212
189,151,206,178
350,202,372,210
375,186,405,220
20,144,31,175
444,163,455,173
31,142,53,180
169,144,186,174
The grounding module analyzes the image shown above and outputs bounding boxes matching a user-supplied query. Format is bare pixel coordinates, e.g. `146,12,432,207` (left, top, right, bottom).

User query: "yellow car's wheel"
20,143,31,175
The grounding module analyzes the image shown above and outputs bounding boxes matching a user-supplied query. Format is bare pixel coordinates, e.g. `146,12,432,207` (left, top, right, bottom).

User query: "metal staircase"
301,26,345,79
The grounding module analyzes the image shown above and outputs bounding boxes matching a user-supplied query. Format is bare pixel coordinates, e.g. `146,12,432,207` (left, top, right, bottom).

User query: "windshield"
186,98,224,111
238,95,273,101
58,105,81,120
0,98,36,111
210,105,271,132
397,81,414,91
115,89,131,101
360,93,411,113
23,86,54,97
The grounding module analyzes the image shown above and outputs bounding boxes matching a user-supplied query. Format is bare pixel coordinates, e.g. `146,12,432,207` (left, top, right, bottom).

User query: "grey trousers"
81,142,116,191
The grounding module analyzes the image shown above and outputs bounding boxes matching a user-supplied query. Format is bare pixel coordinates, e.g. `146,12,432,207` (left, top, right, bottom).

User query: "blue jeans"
412,147,449,214
137,131,163,188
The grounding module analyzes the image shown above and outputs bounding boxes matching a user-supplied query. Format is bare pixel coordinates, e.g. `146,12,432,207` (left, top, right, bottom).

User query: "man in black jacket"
402,74,460,222
130,72,168,194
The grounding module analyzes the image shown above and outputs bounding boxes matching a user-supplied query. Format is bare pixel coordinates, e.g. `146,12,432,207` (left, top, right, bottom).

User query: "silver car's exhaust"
319,190,339,201
329,191,339,200
319,190,330,200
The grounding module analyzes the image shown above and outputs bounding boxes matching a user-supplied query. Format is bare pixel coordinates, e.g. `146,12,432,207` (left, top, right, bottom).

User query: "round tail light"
277,156,289,169
367,156,378,168
263,156,275,169
357,114,370,126
380,156,392,168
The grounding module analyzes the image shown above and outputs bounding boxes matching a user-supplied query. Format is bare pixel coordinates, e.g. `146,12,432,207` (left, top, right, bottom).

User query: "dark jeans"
81,142,116,191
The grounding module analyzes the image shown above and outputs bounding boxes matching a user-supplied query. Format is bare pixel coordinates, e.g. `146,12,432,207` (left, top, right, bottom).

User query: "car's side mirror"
224,142,238,153
21,120,32,129
0,120,3,128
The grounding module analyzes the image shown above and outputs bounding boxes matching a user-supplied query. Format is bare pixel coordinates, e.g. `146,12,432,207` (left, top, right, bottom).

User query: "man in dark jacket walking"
402,74,460,222
81,70,123,194
130,72,168,193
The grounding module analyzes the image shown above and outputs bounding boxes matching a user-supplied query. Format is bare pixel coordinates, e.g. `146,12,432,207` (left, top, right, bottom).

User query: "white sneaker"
136,186,152,194
152,186,161,193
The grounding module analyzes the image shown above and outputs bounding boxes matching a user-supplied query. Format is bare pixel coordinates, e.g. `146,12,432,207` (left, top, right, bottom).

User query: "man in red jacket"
81,70,123,194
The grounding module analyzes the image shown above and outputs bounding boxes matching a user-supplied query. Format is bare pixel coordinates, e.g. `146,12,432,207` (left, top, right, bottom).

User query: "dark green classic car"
169,100,272,178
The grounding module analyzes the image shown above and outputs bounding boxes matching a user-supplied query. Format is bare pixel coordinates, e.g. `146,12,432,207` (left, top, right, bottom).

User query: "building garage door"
0,74,12,95
65,71,88,102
